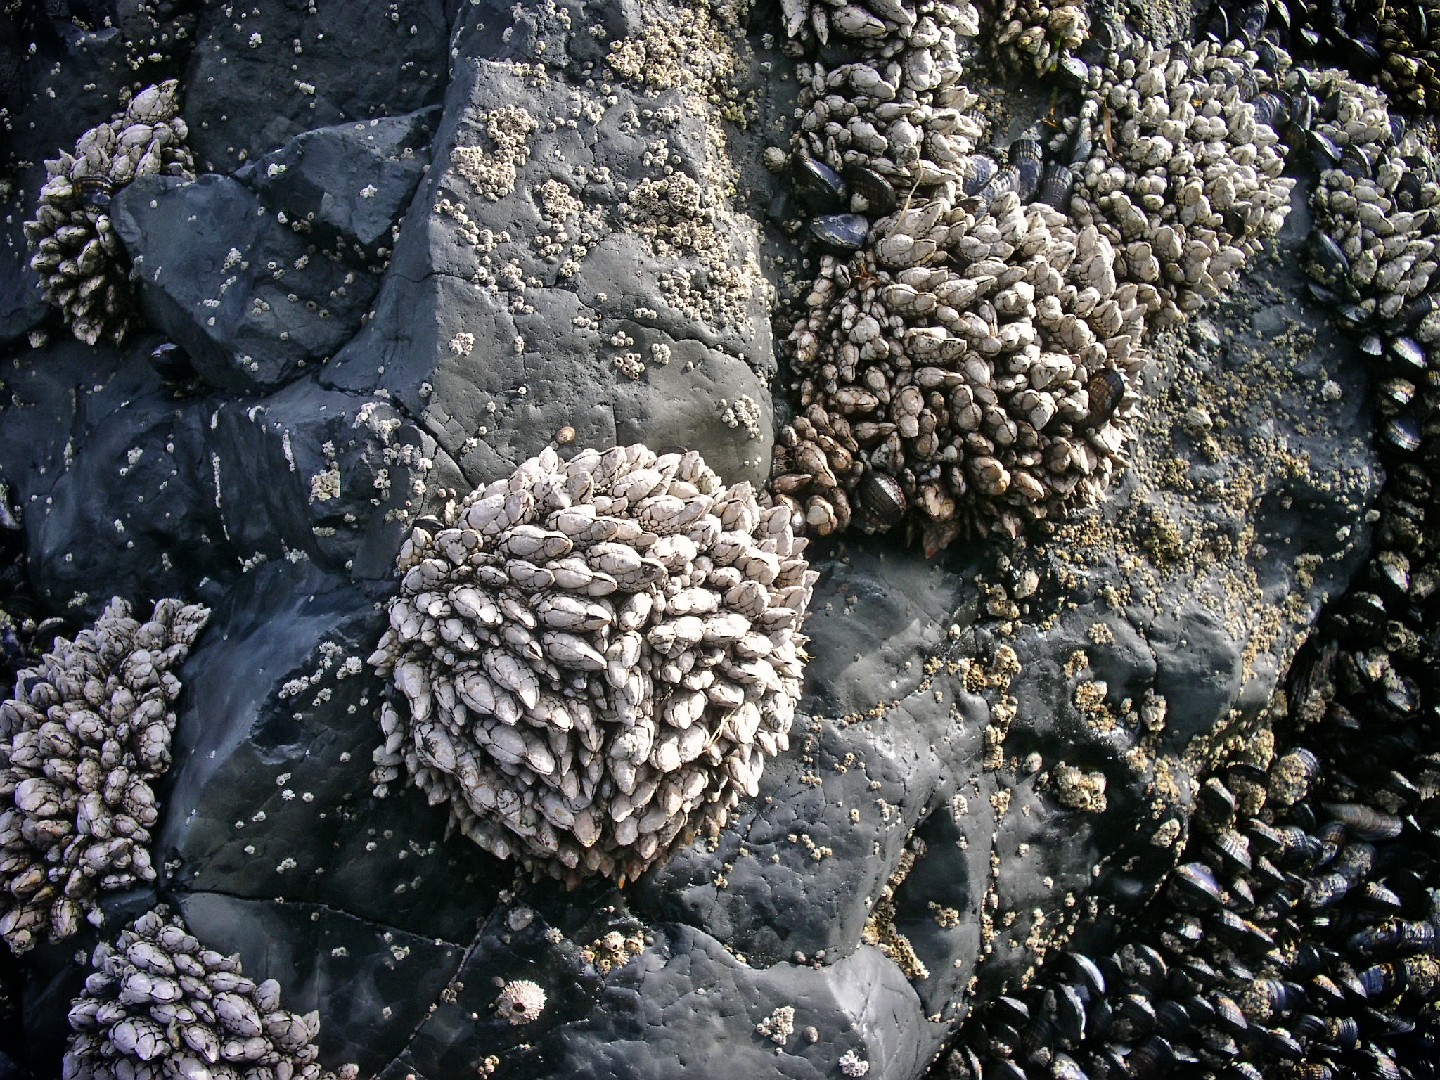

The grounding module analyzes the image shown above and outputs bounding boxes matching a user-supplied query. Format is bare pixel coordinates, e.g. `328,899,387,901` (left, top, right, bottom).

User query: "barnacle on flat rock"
370,444,817,885
776,186,1148,549
64,905,355,1080
23,79,194,346
0,598,209,955
1067,36,1295,323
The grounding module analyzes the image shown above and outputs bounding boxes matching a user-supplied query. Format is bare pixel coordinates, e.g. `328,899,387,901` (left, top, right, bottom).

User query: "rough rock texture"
0,0,1410,1079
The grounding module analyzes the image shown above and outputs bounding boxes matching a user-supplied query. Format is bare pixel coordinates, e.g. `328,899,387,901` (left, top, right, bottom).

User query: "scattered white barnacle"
495,979,546,1025
1051,762,1109,813
370,444,817,885
23,80,194,346
839,1048,871,1076
62,905,354,1079
0,599,209,954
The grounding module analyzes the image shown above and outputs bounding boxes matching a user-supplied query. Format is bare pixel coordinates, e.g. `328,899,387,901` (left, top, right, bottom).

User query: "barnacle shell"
371,444,817,885
63,906,352,1080
23,80,194,346
0,598,209,955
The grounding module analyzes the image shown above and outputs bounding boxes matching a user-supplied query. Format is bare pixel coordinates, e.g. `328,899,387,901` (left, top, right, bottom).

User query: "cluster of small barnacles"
23,79,194,346
64,905,356,1080
771,3,1299,551
371,444,816,885
0,598,209,954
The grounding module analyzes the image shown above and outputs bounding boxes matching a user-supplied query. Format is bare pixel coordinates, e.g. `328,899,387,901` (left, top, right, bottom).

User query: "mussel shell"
844,164,896,215
793,155,847,212
1009,137,1044,203
1037,162,1075,210
76,174,113,210
854,470,906,532
1082,368,1126,428
1252,90,1288,132
1381,414,1422,453
1388,335,1428,373
960,154,998,196
148,341,194,381
809,212,869,253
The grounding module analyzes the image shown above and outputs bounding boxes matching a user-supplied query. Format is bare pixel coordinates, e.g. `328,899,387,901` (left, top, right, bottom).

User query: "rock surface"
0,0,1406,1078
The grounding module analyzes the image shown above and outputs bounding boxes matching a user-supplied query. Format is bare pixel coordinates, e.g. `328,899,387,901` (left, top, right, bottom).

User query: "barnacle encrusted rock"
23,80,194,346
777,188,1148,549
1303,70,1439,456
983,0,1089,76
789,0,984,192
0,598,209,954
64,905,353,1080
1067,36,1294,322
370,444,817,885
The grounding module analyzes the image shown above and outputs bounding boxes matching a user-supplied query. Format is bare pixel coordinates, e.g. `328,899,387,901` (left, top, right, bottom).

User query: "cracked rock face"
370,443,817,884
0,598,208,955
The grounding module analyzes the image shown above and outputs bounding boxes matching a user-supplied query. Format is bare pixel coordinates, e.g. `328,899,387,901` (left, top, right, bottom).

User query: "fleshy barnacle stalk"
370,444,817,885
23,79,194,347
0,597,209,954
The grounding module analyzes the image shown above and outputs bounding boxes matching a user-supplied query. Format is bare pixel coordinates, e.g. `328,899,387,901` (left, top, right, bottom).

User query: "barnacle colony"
23,79,194,347
371,444,816,885
64,905,351,1080
0,598,209,954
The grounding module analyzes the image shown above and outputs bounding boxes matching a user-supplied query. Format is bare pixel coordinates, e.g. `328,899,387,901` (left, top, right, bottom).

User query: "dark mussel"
1009,136,1044,204
809,212,870,253
76,174,113,211
148,341,195,382
793,154,848,212
1082,368,1126,428
960,153,999,197
844,163,897,216
1381,414,1423,454
1038,162,1076,210
854,469,906,532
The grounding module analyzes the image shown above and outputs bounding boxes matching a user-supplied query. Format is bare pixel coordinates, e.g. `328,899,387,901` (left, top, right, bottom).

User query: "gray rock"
322,38,777,492
0,336,226,619
239,108,440,262
207,376,432,582
155,559,493,946
112,174,379,393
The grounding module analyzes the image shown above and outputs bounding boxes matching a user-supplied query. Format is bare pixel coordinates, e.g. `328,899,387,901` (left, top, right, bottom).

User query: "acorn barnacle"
370,444,817,885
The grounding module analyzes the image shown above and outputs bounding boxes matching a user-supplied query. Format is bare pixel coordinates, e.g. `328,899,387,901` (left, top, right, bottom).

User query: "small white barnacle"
495,979,547,1025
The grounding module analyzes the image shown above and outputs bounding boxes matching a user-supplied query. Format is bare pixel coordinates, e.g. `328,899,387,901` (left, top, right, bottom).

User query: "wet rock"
184,0,451,174
239,108,440,263
111,174,379,393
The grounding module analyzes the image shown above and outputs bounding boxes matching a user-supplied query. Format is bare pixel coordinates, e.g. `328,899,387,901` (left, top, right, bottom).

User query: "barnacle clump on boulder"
789,0,983,193
983,0,1089,76
23,79,194,346
370,444,817,885
64,905,354,1080
1067,36,1295,322
0,598,209,954
777,188,1148,549
1303,70,1440,455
